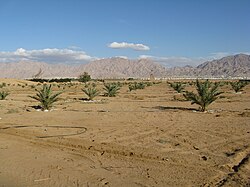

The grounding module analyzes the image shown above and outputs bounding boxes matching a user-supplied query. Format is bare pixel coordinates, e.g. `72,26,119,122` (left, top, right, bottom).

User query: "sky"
0,0,250,67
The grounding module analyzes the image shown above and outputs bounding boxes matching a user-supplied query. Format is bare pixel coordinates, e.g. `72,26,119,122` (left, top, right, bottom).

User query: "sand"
0,79,249,186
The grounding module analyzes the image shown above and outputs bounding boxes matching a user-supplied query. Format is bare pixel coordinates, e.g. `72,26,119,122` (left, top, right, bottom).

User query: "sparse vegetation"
28,78,73,83
128,84,137,91
29,84,62,111
169,82,185,93
103,83,120,97
82,86,99,100
49,78,72,83
216,81,227,87
183,79,223,112
146,82,153,87
0,91,9,100
0,83,7,88
136,82,146,89
128,82,146,91
116,82,123,87
230,81,248,93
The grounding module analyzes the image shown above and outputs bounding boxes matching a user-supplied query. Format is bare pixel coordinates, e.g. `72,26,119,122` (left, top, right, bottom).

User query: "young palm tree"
82,86,99,100
29,84,62,110
128,83,136,91
103,83,120,97
169,82,185,93
128,82,146,91
230,81,248,93
0,91,9,100
183,79,223,112
136,82,146,89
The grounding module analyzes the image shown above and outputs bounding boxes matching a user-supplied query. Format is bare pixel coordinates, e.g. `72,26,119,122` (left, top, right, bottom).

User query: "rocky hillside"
0,54,249,79
0,58,167,79
195,54,250,77
0,61,78,79
81,58,167,78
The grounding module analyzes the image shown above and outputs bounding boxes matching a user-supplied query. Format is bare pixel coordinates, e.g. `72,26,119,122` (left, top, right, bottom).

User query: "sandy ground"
0,79,249,187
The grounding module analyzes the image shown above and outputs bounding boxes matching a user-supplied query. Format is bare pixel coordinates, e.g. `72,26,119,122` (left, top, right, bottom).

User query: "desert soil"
0,78,249,187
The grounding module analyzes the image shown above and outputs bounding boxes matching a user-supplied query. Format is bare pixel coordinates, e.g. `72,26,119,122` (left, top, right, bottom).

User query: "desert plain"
0,78,249,187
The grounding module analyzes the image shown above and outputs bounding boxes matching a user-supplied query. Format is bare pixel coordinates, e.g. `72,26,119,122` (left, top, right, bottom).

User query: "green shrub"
169,82,185,93
183,79,223,112
128,84,137,91
116,81,123,87
103,83,120,97
0,91,9,100
128,82,146,91
216,81,227,87
146,82,153,87
0,83,6,88
29,84,62,111
230,81,248,93
136,82,146,89
82,86,99,100
79,72,91,83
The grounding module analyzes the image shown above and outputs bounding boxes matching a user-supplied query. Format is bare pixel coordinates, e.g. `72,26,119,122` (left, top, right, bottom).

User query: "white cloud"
115,56,128,59
14,48,28,56
108,42,150,51
0,48,98,63
1,48,248,67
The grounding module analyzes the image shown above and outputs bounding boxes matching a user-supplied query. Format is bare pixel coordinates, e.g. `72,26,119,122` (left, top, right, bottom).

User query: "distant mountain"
166,65,196,77
0,61,79,78
195,54,250,77
0,58,167,79
0,54,249,79
80,58,167,78
165,54,250,78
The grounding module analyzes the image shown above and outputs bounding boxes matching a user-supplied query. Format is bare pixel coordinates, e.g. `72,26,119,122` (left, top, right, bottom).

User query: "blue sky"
0,0,249,67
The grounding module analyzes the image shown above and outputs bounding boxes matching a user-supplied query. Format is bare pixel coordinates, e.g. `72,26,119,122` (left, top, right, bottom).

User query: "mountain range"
0,54,249,79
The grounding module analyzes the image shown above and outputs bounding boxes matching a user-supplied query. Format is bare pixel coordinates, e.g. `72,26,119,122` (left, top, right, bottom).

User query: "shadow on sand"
152,106,199,112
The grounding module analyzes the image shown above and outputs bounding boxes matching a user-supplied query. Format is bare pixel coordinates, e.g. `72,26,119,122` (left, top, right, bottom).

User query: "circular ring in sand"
0,125,87,138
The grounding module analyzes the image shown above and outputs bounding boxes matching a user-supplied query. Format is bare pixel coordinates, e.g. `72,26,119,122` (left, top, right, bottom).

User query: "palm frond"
103,83,120,97
29,84,62,110
170,82,185,93
0,91,9,100
82,86,99,100
230,81,248,93
183,79,223,112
